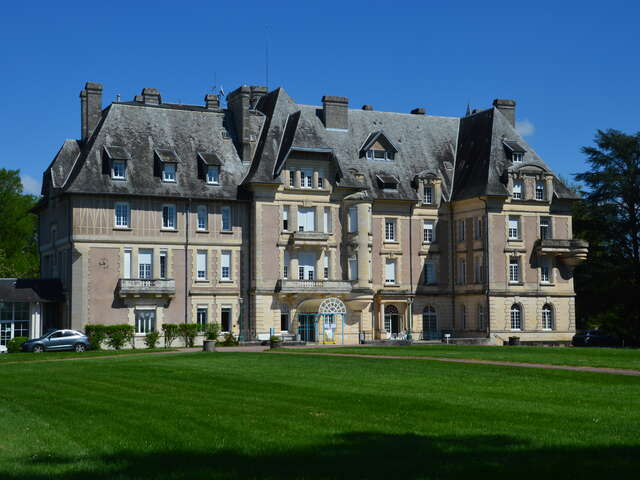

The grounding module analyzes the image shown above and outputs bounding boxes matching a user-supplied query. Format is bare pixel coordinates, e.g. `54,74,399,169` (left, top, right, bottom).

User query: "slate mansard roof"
42,85,578,203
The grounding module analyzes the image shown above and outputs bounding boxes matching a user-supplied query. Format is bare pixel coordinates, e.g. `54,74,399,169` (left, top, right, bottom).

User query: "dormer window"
512,180,523,199
367,149,395,161
207,166,220,185
112,160,126,180
535,181,546,201
162,163,177,182
376,175,399,190
424,185,434,204
503,140,525,164
361,131,398,162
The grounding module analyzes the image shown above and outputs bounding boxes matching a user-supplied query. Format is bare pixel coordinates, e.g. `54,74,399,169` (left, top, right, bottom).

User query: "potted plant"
203,323,221,352
270,335,282,350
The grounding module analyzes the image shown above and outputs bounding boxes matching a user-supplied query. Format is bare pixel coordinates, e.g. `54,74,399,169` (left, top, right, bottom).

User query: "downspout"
408,204,414,340
184,198,191,324
449,202,456,333
246,199,253,340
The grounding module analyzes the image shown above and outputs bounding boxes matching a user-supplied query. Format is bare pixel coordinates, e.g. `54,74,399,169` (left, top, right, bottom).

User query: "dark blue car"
572,329,621,347
22,329,90,353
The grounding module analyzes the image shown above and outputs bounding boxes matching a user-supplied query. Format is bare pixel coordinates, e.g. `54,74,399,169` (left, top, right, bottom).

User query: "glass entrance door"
138,249,153,280
298,314,316,342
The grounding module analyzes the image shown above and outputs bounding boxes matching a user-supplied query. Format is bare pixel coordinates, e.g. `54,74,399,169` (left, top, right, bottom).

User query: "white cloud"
21,174,41,196
516,119,535,137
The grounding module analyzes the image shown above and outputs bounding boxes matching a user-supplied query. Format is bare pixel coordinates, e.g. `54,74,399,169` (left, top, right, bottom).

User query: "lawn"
0,352,639,479
295,344,640,370
0,348,177,363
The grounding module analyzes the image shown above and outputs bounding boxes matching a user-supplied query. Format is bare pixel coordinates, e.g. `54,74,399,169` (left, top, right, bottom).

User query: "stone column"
290,205,298,232
295,170,301,189
290,252,299,281
356,202,371,288
313,171,319,189
329,248,337,280
315,205,323,232
316,250,324,281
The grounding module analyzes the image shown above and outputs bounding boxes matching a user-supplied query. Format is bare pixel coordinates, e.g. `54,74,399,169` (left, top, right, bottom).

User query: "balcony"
534,239,589,267
276,279,352,295
118,278,176,297
289,231,331,247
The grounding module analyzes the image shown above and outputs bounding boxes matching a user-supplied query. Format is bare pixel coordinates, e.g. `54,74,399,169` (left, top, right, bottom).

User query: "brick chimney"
493,99,516,127
227,86,252,161
80,82,103,142
249,85,267,110
141,88,161,105
322,95,349,130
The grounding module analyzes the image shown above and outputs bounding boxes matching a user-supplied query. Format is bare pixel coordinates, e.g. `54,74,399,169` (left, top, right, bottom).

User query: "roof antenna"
265,25,270,90
465,100,471,116
116,94,121,102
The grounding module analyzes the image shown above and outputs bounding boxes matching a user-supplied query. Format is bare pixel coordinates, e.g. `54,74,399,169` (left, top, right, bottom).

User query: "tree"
0,169,39,277
574,129,640,344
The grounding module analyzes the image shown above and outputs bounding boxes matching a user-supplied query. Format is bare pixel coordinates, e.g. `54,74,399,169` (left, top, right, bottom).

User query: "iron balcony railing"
118,278,176,297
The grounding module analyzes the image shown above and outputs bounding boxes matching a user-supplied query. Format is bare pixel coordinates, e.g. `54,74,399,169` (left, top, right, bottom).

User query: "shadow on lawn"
4,432,638,479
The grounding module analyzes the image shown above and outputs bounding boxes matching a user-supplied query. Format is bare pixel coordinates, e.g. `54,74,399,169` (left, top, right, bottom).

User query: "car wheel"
33,345,44,353
74,343,86,353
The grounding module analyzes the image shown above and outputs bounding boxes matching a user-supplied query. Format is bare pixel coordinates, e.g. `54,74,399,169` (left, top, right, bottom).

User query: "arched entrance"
384,305,400,336
296,297,347,343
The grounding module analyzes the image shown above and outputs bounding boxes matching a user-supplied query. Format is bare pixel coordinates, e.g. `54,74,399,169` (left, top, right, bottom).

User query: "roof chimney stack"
493,99,516,127
411,108,426,115
80,82,103,142
322,95,349,130
362,105,373,111
249,85,267,110
227,86,252,162
141,88,161,105
204,94,220,110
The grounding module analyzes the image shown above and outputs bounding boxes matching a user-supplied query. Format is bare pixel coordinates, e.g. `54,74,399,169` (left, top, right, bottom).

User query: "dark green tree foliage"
0,169,39,277
574,129,640,344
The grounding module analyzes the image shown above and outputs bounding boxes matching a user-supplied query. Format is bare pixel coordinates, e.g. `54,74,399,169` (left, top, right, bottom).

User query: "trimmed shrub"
8,336,28,353
218,332,239,347
178,323,198,348
84,324,107,350
205,323,221,341
144,331,160,349
105,324,135,350
269,335,281,349
162,324,179,348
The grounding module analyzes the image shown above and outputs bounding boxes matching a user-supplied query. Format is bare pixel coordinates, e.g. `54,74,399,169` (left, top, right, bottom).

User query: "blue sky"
1,0,638,195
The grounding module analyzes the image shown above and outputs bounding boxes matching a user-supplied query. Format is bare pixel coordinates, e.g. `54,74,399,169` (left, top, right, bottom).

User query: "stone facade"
35,82,587,345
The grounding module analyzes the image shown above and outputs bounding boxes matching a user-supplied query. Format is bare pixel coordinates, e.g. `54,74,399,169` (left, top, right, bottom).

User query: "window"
385,219,396,241
0,302,30,347
298,251,315,280
196,250,207,280
385,258,396,284
422,306,437,338
512,153,523,164
283,251,289,279
221,206,231,232
114,202,130,228
196,307,208,332
220,251,231,280
162,205,176,230
282,206,289,231
508,216,520,240
123,248,132,279
460,305,467,330
367,149,394,161
510,304,522,330
318,169,325,189
162,163,177,182
349,256,358,281
424,185,434,204
221,306,232,332
289,171,295,187
512,180,523,200
205,166,220,185
458,219,465,242
474,217,482,240
540,217,551,239
474,256,483,283
542,304,554,330
112,160,126,179
348,207,358,233
540,257,551,283
477,305,485,331
301,168,313,188
135,310,156,334
280,305,290,331
424,261,435,285
458,258,466,284
323,207,331,233
423,220,434,243
297,207,315,232
206,166,220,185
324,254,329,280
509,257,520,283
138,249,153,279
535,181,546,201
197,205,208,231
159,249,167,279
